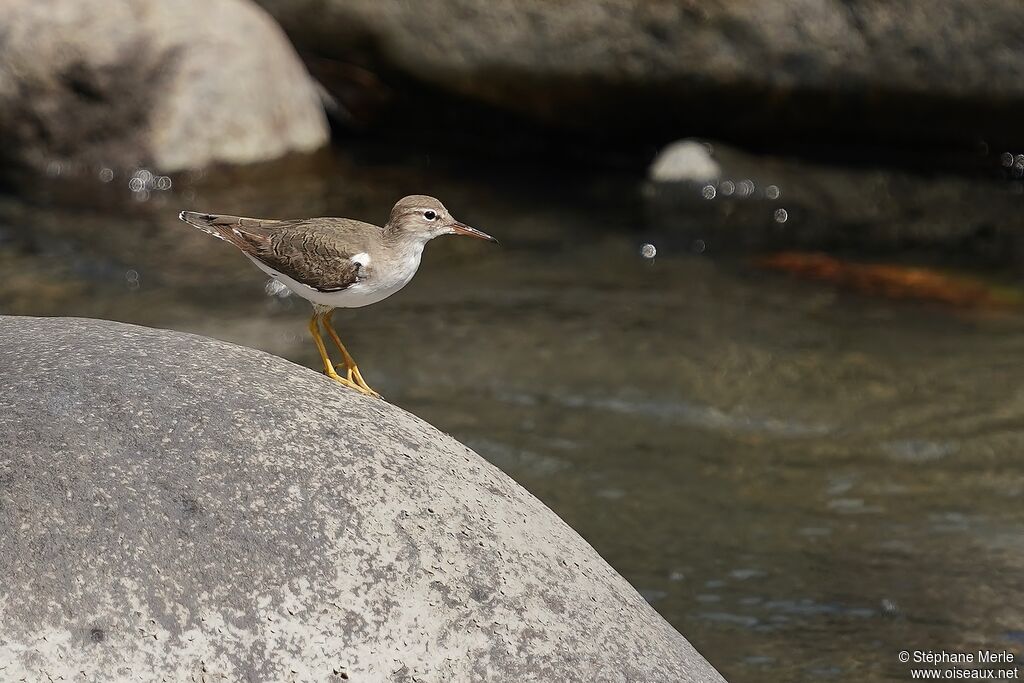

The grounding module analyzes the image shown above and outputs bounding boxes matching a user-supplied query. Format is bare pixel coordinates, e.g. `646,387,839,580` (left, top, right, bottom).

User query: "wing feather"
179,211,362,292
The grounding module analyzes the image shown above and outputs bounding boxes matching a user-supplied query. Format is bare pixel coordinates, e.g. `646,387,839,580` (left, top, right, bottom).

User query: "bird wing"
179,212,363,292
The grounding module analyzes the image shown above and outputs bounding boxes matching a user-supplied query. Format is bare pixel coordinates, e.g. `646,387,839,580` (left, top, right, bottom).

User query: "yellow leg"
323,311,380,398
308,314,364,394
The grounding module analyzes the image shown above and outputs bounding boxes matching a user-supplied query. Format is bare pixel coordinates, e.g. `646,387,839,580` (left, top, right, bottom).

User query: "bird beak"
451,220,498,243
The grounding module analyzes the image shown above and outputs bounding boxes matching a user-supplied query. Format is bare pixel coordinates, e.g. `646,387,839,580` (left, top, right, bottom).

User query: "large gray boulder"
255,0,1024,140
0,0,329,175
0,316,725,682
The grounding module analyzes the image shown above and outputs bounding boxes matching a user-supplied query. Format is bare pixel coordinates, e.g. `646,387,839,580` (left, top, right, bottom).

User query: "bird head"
386,195,496,243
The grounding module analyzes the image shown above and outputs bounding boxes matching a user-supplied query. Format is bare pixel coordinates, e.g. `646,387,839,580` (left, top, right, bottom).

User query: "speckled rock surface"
0,0,328,174
0,316,725,682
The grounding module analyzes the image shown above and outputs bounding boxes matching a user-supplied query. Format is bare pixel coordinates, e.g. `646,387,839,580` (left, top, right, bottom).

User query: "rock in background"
0,0,329,175
0,316,726,683
254,0,1024,145
645,139,1024,263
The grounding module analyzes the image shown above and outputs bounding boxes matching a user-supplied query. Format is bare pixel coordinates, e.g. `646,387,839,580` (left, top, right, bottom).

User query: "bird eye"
423,210,437,221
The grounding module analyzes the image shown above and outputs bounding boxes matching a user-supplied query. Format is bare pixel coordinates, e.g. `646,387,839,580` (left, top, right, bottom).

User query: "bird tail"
178,210,235,243
178,211,276,254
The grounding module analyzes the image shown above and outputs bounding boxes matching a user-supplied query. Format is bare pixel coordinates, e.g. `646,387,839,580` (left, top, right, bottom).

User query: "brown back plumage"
179,211,373,292
179,195,491,294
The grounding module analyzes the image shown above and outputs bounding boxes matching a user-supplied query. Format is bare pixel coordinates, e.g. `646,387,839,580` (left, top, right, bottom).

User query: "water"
2,149,1023,682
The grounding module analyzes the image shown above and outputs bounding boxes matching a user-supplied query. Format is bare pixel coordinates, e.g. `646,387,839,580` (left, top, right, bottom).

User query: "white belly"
246,253,421,309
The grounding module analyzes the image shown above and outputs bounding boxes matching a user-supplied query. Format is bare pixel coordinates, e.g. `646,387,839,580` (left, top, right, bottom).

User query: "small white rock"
648,140,721,183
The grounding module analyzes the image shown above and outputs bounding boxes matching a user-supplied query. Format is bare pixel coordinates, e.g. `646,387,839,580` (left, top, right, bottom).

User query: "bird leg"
323,310,380,398
308,314,365,394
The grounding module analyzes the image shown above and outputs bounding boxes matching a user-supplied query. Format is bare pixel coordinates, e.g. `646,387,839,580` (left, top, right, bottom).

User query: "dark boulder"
645,139,1024,263
254,0,1024,144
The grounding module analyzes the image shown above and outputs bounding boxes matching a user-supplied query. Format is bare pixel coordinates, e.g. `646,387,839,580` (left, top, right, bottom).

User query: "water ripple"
556,394,832,437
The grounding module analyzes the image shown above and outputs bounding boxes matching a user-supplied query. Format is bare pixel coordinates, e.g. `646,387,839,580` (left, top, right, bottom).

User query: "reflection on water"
3,149,1024,682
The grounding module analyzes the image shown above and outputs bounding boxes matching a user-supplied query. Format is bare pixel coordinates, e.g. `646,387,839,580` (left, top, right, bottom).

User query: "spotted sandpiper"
179,195,496,397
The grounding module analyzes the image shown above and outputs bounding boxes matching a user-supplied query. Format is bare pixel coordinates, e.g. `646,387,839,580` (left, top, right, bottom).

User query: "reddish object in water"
756,251,1020,309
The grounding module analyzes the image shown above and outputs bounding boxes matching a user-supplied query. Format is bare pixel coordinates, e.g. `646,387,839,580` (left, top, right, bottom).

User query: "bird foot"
346,367,381,399
327,370,381,399
326,371,368,393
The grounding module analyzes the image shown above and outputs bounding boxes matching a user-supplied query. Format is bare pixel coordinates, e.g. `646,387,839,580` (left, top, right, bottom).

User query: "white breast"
246,247,423,309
